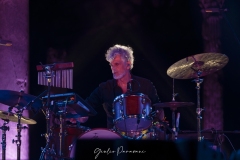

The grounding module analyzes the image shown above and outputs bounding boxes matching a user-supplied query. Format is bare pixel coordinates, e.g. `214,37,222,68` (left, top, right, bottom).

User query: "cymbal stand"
39,64,56,160
0,119,9,160
56,110,66,159
171,78,179,141
12,108,28,160
193,71,204,142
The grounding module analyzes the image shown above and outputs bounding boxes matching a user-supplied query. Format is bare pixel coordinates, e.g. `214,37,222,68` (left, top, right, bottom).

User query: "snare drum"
69,128,122,158
113,93,152,132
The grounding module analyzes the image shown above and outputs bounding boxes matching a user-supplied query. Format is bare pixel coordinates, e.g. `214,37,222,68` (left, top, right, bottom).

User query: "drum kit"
0,90,42,160
0,52,229,160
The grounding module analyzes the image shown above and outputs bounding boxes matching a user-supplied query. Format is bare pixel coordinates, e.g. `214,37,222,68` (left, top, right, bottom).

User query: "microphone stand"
0,120,9,160
24,90,48,111
39,64,56,160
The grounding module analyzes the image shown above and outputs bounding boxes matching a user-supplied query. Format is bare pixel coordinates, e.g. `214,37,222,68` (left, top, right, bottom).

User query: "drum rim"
78,128,122,138
114,115,153,121
113,92,148,102
114,118,152,132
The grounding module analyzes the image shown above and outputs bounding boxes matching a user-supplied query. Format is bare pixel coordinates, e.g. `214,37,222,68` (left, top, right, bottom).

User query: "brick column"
0,0,29,159
199,0,225,130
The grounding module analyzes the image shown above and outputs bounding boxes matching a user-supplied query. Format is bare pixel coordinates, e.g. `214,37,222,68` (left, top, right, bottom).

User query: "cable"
222,134,236,152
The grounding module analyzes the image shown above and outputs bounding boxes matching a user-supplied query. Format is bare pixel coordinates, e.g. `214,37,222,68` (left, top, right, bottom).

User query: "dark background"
29,0,240,159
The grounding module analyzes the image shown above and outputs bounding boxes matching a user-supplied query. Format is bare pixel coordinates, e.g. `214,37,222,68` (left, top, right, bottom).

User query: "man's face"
109,54,130,79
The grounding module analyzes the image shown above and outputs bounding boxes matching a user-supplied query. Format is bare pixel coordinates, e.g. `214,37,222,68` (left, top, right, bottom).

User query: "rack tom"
113,93,152,132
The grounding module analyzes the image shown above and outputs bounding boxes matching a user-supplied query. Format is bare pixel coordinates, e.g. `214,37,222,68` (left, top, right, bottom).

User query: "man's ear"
127,62,131,69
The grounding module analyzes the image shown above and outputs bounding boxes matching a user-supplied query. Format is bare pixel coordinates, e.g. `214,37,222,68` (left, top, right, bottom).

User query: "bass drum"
49,125,87,159
69,128,122,158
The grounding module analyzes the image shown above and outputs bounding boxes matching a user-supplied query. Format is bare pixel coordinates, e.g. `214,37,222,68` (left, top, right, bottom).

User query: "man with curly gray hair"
105,44,134,69
85,44,164,139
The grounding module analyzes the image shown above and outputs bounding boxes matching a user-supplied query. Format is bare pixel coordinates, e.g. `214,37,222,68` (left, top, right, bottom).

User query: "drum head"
115,116,152,132
79,128,122,139
70,128,122,158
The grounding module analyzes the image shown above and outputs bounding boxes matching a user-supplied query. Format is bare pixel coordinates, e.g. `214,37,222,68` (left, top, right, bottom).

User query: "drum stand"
170,107,177,141
170,78,180,141
193,71,204,142
12,108,28,160
0,120,9,160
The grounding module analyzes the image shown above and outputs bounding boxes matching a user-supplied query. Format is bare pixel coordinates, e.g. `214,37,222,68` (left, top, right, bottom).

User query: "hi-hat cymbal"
153,102,194,110
0,90,42,110
0,110,36,124
167,53,229,79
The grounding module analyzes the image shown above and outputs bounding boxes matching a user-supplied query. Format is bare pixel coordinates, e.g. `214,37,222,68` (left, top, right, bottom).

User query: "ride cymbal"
0,110,36,124
167,53,229,79
153,102,194,110
0,90,42,110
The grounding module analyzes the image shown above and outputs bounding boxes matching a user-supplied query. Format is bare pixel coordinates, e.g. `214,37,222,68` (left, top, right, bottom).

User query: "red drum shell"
49,125,86,158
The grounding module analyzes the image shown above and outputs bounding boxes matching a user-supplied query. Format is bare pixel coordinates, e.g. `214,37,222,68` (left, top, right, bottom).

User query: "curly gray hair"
105,44,134,69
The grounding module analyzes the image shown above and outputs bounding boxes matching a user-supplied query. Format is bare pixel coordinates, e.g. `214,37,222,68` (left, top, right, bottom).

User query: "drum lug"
119,98,123,105
120,109,124,117
142,97,146,104
142,108,146,116
69,144,73,151
112,109,115,114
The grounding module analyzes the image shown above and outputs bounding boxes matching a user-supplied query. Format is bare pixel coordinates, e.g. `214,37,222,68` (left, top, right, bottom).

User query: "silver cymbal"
167,53,229,79
0,110,36,124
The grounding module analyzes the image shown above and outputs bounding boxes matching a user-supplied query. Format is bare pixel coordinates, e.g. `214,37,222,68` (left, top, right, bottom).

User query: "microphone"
0,39,12,46
127,79,133,93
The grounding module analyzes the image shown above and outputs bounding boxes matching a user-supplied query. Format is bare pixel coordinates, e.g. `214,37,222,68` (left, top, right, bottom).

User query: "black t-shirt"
85,75,160,128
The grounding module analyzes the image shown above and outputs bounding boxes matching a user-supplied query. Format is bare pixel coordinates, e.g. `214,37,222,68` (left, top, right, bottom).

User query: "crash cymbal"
0,90,42,110
0,110,36,124
167,53,229,79
153,102,194,110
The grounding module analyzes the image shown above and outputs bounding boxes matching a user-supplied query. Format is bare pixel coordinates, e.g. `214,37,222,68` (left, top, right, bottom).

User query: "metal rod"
70,69,73,89
58,111,65,157
17,116,21,160
171,110,176,141
194,74,204,142
12,110,25,160
0,120,9,160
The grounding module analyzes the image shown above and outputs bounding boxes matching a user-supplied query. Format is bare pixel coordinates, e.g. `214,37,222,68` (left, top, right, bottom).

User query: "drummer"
81,44,164,129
